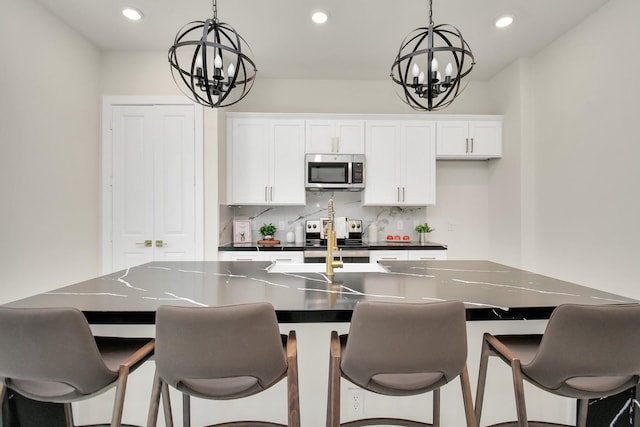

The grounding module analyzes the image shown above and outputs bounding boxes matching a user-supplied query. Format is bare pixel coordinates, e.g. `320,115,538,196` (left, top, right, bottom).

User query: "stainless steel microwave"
305,154,365,191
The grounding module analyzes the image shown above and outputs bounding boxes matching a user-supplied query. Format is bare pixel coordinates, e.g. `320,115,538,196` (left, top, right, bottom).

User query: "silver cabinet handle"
471,137,474,153
397,187,401,202
136,240,152,247
336,136,340,152
270,186,273,201
265,186,268,202
402,187,406,202
465,138,469,153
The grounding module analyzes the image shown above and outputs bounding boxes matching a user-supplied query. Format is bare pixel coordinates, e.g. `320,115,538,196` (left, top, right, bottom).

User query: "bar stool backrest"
0,307,117,400
341,300,467,392
524,303,640,391
155,303,287,395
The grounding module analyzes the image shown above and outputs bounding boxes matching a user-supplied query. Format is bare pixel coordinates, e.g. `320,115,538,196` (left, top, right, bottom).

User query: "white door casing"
102,97,204,274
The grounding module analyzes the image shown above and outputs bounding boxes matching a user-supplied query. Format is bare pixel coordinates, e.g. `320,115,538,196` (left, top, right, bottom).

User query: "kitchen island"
2,260,637,427
4,260,634,323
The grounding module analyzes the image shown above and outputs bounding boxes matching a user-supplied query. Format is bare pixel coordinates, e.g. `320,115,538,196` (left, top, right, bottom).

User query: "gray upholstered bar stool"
0,306,155,427
326,300,476,427
474,303,640,427
146,302,300,427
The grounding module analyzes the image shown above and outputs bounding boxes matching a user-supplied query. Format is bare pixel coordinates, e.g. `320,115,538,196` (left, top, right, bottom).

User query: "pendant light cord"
428,0,433,25
212,0,218,23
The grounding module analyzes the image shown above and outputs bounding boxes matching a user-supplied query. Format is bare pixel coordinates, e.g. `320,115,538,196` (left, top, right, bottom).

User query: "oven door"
304,249,370,264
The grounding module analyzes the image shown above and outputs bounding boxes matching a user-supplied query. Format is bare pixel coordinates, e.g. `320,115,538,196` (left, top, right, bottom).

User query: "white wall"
531,0,640,300
0,0,101,304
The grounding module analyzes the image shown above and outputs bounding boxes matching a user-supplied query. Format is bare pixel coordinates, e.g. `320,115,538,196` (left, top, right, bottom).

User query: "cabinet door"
363,121,401,205
262,252,304,263
305,119,364,153
469,121,502,158
305,120,335,153
230,119,270,204
435,121,469,157
407,250,447,260
370,251,408,263
219,251,261,261
400,122,436,205
270,120,305,205
436,120,502,159
334,120,365,153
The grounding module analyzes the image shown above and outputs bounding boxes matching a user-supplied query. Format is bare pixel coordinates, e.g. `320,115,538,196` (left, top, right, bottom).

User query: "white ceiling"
33,0,609,81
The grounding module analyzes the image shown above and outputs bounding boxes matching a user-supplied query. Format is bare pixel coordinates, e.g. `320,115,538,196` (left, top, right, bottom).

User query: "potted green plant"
415,223,434,244
259,223,277,240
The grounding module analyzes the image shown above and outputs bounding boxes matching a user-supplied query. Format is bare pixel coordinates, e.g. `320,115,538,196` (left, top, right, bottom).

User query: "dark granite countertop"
4,260,635,324
218,242,448,251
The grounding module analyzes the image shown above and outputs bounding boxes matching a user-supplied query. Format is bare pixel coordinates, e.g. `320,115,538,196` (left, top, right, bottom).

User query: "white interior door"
105,98,203,273
111,106,155,269
152,105,196,262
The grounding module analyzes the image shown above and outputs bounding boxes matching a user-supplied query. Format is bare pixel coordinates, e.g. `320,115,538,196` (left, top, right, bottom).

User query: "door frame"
101,96,204,274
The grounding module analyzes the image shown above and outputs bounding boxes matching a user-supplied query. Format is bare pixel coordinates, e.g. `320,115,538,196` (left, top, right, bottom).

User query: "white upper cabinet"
436,119,502,159
228,118,305,205
363,120,436,206
305,119,365,154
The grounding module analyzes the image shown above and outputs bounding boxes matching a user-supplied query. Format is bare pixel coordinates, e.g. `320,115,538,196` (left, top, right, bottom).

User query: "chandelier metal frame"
168,0,257,108
390,0,475,111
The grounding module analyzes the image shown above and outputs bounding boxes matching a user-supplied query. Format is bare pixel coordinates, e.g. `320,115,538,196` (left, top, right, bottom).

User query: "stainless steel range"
304,218,367,263
304,218,363,246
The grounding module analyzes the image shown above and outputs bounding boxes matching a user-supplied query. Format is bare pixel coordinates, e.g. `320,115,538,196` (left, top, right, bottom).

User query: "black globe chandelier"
168,0,257,108
390,0,475,111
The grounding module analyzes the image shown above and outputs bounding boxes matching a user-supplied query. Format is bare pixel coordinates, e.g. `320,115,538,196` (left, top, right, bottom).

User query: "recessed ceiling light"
495,15,513,28
311,10,329,24
122,7,144,21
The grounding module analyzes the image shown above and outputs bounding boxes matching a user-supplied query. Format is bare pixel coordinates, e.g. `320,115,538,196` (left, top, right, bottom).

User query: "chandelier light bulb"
195,53,203,69
214,54,223,69
228,63,235,77
418,71,425,84
431,58,439,72
445,63,453,77
412,63,420,77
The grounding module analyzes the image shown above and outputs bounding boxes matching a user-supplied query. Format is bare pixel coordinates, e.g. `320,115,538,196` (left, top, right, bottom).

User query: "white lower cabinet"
218,251,304,263
407,250,448,260
370,250,447,263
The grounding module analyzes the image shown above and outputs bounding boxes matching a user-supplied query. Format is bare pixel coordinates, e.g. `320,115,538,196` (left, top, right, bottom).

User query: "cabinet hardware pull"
136,240,152,248
397,187,401,202
265,186,268,202
402,187,406,202
419,257,436,260
336,137,340,152
471,137,474,153
270,186,273,201
331,137,335,152
465,138,469,153
155,240,167,248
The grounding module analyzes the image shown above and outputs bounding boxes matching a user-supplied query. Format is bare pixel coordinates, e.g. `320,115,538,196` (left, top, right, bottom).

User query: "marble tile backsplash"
220,191,430,244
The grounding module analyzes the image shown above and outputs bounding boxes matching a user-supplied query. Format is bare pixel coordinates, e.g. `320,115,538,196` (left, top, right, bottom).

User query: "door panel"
112,107,155,270
110,104,197,271
153,106,196,262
